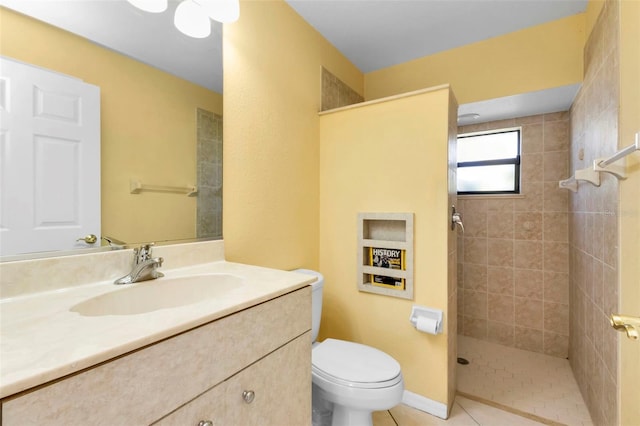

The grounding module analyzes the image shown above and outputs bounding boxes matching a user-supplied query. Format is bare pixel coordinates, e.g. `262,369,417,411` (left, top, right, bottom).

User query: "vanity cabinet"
1,287,311,426
155,333,308,425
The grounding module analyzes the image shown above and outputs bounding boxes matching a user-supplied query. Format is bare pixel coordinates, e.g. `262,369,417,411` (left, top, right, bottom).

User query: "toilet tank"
292,269,323,343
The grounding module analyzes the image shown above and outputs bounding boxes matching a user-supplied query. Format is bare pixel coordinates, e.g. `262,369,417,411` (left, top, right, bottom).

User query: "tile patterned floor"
457,336,592,426
373,336,593,426
374,396,551,426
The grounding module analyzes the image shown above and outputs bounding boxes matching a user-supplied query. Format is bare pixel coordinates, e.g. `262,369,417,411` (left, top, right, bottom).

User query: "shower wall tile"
514,181,543,211
487,321,514,346
543,119,570,151
514,212,542,240
520,153,544,182
544,271,569,304
543,212,569,241
463,317,487,339
543,331,568,358
463,237,487,264
515,326,543,352
521,124,543,153
463,264,487,292
196,108,223,239
487,239,513,267
488,294,514,323
320,67,363,111
543,181,569,211
487,211,513,238
514,240,543,269
458,109,570,358
487,266,513,295
568,1,620,424
515,297,543,329
514,268,543,299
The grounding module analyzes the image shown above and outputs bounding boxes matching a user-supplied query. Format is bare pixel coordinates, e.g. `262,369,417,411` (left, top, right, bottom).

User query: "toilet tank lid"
292,268,323,289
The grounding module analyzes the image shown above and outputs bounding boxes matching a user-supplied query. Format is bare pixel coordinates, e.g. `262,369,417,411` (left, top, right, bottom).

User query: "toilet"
294,269,404,426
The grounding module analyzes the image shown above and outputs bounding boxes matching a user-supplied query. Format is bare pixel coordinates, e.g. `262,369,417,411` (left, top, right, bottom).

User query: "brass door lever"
609,314,640,340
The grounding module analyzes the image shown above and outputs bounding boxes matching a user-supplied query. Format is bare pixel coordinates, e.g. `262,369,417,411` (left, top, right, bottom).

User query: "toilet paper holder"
409,305,443,334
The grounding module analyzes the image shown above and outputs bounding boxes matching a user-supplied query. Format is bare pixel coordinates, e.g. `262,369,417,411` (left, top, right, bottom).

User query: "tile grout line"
457,391,567,426
454,398,482,426
386,409,400,426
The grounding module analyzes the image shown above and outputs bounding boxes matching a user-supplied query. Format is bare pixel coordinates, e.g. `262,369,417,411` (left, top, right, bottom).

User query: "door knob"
76,234,98,244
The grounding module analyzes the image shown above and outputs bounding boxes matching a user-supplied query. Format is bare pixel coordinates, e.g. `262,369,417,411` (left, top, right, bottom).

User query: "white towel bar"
559,132,639,191
597,132,639,168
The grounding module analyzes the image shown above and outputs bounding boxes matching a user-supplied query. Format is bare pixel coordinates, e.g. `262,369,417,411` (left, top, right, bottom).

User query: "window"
457,128,521,194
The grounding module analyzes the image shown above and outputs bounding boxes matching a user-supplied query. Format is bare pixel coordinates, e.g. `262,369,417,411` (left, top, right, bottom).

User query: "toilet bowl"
293,269,404,426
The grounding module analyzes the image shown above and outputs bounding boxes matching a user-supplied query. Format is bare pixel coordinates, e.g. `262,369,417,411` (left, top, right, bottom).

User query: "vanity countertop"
0,261,314,399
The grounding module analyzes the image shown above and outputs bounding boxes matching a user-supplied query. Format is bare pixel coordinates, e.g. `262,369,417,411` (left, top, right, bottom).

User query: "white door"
0,57,100,256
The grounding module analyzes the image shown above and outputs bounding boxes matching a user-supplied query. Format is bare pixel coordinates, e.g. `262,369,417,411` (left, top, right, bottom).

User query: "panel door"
0,56,100,256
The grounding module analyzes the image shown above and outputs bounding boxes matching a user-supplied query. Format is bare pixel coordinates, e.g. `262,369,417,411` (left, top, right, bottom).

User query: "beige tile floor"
374,396,551,426
373,336,593,426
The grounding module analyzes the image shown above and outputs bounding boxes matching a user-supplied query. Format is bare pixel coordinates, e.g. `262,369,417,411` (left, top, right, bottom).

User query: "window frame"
456,127,522,195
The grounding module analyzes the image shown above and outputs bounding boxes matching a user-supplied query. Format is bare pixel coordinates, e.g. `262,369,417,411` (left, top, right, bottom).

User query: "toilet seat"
312,339,402,389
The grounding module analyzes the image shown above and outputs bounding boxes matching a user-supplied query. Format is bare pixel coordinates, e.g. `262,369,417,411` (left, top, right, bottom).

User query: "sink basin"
70,274,245,316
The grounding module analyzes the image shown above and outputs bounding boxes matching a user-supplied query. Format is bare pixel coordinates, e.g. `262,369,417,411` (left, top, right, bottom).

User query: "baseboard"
402,390,448,419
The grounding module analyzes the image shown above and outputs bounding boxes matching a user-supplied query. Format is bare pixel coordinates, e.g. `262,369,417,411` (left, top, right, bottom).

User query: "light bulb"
126,0,168,13
195,0,240,23
174,0,211,38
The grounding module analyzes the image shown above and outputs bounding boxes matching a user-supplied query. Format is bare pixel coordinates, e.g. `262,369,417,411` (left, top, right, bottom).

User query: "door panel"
0,57,100,256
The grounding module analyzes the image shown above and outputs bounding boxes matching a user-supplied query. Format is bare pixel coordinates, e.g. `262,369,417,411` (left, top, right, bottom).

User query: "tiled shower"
457,1,622,424
457,112,571,359
568,0,620,424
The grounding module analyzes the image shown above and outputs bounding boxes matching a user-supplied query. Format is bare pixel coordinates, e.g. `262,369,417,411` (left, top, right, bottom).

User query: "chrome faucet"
114,243,164,285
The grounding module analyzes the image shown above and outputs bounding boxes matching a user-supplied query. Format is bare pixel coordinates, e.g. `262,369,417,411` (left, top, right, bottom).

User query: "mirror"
0,1,223,260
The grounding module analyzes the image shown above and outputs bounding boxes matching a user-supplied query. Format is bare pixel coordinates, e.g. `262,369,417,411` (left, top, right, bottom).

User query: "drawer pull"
197,421,214,426
242,390,255,404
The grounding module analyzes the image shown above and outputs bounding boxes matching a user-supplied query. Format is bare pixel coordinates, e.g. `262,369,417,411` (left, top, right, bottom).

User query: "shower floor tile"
456,336,593,426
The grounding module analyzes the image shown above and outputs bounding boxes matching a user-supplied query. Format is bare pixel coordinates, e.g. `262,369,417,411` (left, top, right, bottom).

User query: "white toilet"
294,269,404,426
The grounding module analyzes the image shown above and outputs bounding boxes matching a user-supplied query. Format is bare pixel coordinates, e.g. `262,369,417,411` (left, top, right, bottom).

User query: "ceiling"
1,0,587,121
0,0,224,93
286,0,587,74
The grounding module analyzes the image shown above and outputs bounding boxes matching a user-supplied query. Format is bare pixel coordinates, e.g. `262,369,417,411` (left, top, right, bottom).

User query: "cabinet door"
154,332,311,426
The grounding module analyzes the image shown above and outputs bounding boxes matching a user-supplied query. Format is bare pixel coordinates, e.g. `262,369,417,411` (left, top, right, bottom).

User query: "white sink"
70,274,245,316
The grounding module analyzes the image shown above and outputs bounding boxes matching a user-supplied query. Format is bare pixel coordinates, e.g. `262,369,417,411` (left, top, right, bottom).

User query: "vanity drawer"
154,332,311,426
1,287,311,426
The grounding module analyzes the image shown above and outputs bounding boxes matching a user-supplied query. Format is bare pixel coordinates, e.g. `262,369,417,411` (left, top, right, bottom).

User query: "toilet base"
331,405,373,426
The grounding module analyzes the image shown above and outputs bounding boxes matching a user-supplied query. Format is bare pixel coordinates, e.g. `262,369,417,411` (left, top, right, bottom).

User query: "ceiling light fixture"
194,0,240,24
457,113,480,123
127,0,240,38
126,0,168,13
174,0,211,39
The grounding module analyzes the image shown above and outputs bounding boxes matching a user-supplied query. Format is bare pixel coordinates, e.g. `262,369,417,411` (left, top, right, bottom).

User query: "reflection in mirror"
0,1,223,261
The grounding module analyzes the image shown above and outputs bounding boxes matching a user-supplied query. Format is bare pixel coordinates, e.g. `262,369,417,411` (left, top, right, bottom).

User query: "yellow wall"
586,0,606,35
319,87,457,405
223,0,363,269
0,7,222,244
617,0,640,423
364,14,586,104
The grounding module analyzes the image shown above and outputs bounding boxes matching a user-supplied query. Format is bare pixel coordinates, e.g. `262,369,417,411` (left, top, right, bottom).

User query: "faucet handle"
134,243,156,264
141,243,154,257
